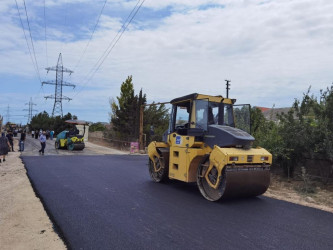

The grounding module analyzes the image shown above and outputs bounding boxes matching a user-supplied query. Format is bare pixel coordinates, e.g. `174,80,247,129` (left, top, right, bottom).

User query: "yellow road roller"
147,93,271,201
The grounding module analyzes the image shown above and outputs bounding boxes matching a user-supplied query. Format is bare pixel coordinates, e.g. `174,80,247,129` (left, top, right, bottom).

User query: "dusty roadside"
0,149,66,250
264,174,333,213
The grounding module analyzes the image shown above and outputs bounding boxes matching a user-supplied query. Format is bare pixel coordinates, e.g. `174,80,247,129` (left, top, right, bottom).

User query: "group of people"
31,129,52,155
0,128,51,161
0,130,26,163
31,129,54,140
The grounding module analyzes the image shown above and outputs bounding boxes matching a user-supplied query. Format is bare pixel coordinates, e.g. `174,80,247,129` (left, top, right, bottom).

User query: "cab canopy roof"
170,93,225,104
65,120,88,125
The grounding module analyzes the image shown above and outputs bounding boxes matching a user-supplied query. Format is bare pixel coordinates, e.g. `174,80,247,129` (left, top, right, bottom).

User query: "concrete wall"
89,131,104,139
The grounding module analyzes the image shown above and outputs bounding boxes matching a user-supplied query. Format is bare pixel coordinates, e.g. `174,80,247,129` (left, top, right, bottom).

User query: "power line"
60,1,69,53
90,0,144,77
72,0,145,98
73,0,108,71
14,0,41,83
23,0,42,83
44,0,48,68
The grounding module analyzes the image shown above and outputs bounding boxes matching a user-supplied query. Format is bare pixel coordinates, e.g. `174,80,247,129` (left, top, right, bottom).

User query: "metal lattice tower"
42,53,75,117
23,97,37,124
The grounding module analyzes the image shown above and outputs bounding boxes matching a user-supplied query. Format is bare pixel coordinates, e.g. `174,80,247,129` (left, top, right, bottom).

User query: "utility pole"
5,105,10,124
42,53,75,117
23,97,37,124
0,115,3,132
225,79,231,98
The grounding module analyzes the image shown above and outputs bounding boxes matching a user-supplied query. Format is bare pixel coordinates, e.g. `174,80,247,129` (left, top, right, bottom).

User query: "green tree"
311,85,333,163
144,103,169,144
110,76,141,141
89,122,106,132
234,105,251,133
29,112,75,135
29,111,52,131
250,107,284,164
110,76,169,143
270,84,333,182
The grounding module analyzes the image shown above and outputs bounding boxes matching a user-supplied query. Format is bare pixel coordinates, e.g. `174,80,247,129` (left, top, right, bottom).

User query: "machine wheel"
67,143,75,151
197,158,226,201
148,156,168,182
55,141,60,149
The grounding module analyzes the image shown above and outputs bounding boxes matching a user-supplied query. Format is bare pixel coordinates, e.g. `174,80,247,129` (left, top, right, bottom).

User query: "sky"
1,0,333,124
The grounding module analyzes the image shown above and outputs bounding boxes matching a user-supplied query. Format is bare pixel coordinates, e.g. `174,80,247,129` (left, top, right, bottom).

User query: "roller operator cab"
148,93,272,201
55,120,87,151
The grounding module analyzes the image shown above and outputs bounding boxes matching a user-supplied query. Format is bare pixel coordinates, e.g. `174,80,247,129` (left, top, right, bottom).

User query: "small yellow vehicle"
55,120,87,151
148,93,272,201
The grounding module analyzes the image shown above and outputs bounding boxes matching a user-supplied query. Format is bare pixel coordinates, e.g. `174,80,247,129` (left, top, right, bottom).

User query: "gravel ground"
0,144,66,250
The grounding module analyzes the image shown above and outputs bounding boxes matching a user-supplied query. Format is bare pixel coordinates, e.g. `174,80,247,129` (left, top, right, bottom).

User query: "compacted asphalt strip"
22,155,333,250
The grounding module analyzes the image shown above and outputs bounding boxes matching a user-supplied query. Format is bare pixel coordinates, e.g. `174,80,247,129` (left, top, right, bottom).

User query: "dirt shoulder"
0,148,66,250
264,174,333,213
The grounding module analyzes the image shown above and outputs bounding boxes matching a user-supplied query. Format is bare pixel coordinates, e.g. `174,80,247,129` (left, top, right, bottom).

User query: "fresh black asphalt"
22,155,333,250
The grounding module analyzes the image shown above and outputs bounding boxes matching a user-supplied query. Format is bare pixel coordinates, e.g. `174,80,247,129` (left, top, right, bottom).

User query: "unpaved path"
264,175,333,213
0,149,66,250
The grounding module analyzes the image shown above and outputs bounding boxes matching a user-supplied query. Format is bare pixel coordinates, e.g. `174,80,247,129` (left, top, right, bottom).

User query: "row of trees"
29,112,76,135
252,84,333,183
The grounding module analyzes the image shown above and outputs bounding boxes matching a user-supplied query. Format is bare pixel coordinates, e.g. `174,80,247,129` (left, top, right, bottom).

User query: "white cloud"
1,0,333,122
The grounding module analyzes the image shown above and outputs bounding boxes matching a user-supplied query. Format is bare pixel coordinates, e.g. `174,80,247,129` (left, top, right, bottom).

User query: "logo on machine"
175,136,182,145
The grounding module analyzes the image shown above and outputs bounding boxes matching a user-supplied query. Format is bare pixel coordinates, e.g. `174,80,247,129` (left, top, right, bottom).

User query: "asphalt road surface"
22,154,333,250
21,135,125,156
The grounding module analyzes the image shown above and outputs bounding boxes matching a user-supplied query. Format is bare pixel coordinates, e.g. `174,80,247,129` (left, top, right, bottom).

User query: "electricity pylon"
23,97,37,124
42,53,75,117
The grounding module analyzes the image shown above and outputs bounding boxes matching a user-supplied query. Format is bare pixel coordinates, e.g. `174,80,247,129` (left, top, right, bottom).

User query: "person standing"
19,130,26,152
6,131,14,152
0,132,11,163
31,130,35,138
34,129,38,139
50,130,54,140
39,131,46,155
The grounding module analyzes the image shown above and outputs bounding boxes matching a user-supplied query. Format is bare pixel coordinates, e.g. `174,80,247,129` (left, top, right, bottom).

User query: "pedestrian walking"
50,130,54,140
0,132,11,163
6,131,14,152
34,130,38,139
19,130,26,152
31,130,35,138
39,131,46,155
